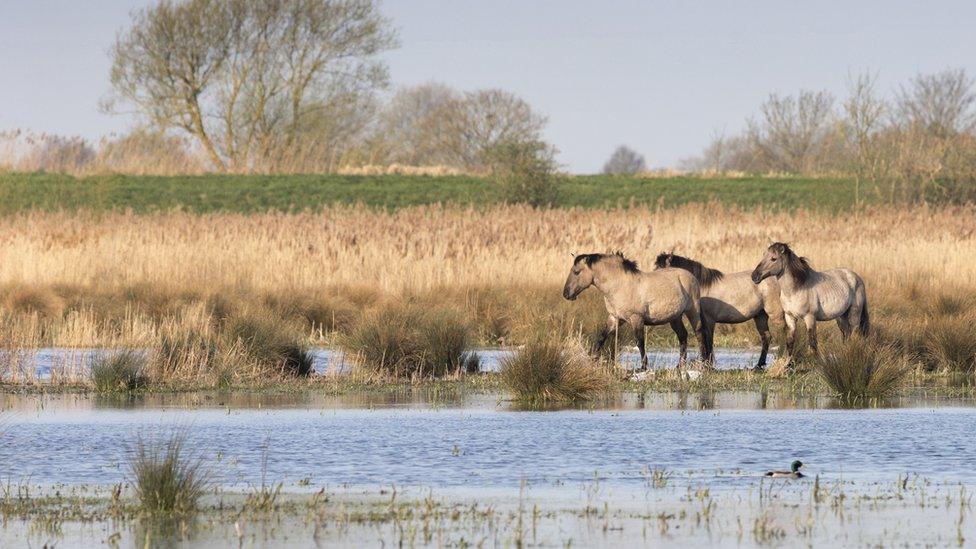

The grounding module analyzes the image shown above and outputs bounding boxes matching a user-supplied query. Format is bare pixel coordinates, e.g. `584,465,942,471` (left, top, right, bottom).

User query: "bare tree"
895,69,976,137
748,90,835,173
375,82,461,166
602,145,646,175
107,0,397,171
440,89,548,171
842,72,889,202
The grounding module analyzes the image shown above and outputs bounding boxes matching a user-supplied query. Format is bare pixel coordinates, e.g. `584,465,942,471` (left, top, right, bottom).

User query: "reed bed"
0,203,972,385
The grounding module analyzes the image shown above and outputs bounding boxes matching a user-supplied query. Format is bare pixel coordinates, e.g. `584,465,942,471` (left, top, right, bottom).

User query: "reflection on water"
3,387,975,414
10,346,769,380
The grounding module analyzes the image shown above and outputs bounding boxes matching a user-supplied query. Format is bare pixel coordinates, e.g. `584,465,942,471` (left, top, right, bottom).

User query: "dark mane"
575,252,640,274
654,252,724,288
775,243,812,285
613,251,640,274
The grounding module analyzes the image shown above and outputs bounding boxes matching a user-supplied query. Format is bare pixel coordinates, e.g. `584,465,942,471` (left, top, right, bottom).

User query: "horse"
751,242,869,363
562,252,710,372
654,252,783,370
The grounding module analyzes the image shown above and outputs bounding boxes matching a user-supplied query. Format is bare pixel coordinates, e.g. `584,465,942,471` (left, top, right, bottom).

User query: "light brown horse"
751,243,869,362
563,252,710,371
655,252,783,369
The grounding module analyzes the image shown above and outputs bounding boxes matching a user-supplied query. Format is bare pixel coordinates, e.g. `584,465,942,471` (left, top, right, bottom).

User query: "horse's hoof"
685,370,702,381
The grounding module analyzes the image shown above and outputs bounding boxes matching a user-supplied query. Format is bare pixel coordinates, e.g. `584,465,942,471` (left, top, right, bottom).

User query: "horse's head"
751,242,790,284
563,254,598,300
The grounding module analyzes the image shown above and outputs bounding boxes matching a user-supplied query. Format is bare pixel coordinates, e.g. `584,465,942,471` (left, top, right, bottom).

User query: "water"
17,346,766,380
3,398,974,490
2,391,975,547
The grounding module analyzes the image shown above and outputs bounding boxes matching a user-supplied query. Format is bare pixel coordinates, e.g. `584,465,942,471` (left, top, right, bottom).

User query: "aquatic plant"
128,432,209,514
89,351,149,392
500,338,615,403
816,337,911,400
343,303,471,378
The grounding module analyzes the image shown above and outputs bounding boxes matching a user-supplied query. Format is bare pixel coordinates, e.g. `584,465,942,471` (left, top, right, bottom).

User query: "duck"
765,460,805,478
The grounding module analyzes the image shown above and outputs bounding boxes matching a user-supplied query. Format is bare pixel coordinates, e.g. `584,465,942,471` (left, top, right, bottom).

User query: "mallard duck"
765,460,805,478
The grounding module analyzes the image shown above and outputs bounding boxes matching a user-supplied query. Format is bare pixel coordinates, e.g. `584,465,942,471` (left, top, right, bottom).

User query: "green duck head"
791,460,804,473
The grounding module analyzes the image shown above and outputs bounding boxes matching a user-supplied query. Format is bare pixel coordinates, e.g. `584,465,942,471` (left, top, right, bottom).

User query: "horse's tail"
856,278,870,336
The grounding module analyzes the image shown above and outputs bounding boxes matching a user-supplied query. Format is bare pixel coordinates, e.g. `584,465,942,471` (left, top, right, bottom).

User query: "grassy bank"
0,172,864,213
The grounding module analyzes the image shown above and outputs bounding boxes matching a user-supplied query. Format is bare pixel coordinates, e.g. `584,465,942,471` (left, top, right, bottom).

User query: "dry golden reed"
0,203,973,356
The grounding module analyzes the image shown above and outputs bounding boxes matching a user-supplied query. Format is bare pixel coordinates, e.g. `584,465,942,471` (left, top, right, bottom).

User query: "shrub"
500,339,614,403
90,351,149,392
487,139,560,207
129,431,209,514
817,337,911,400
223,311,313,377
343,304,470,378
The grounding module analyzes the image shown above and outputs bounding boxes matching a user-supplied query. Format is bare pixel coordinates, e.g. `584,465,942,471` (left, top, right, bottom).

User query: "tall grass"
129,432,209,514
90,351,149,392
343,303,470,378
817,338,912,400
0,204,971,379
922,314,976,374
500,339,615,403
222,310,313,377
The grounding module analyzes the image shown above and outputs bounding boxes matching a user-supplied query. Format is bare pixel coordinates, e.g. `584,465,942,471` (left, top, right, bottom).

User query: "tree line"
682,69,976,203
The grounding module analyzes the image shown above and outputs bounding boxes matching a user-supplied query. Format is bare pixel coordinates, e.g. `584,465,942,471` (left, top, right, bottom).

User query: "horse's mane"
654,252,724,288
775,243,812,286
577,251,640,274
613,251,640,274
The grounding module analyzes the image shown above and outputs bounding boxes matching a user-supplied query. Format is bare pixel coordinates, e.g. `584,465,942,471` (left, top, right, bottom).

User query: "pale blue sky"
1,1,974,172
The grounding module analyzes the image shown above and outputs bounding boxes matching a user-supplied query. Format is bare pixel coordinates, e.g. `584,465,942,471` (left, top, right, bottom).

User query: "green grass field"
0,172,862,213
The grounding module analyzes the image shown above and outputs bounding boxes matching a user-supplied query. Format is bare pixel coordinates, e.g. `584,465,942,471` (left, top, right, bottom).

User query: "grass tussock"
343,304,470,378
222,310,313,377
90,351,149,392
129,432,209,515
817,337,912,400
500,339,615,403
922,313,976,374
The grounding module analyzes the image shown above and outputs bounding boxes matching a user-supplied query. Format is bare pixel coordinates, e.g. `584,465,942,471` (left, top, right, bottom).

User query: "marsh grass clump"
129,432,209,515
817,337,911,400
90,351,149,392
923,314,976,374
223,310,313,377
154,325,220,379
500,339,615,403
343,304,471,378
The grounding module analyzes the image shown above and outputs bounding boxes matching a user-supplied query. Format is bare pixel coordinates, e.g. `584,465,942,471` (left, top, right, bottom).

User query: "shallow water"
3,402,975,491
2,388,975,547
14,346,766,380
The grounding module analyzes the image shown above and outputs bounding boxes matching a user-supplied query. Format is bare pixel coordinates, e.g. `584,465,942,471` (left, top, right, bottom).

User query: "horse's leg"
804,314,819,357
631,318,647,371
670,319,688,370
784,314,797,365
754,310,772,371
685,308,709,369
700,314,716,368
592,315,618,355
836,315,852,340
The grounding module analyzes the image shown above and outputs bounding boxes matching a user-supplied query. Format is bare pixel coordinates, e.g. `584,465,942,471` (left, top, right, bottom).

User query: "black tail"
858,301,870,336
